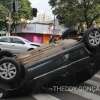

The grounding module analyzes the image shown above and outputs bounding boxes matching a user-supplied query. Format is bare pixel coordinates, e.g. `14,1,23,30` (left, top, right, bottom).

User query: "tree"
0,0,33,31
18,0,33,19
0,4,9,30
0,0,13,10
49,0,100,29
11,0,33,32
0,0,32,19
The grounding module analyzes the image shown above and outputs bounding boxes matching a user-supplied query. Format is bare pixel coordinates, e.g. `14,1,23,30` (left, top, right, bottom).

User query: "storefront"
15,22,61,44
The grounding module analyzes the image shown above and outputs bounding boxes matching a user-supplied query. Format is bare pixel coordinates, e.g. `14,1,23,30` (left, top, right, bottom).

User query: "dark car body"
22,41,99,87
26,42,89,80
0,28,100,98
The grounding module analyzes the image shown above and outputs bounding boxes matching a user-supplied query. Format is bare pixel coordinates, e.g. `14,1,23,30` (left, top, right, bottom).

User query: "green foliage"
0,0,32,31
0,4,9,30
0,0,13,10
49,0,100,28
0,4,9,21
18,0,32,19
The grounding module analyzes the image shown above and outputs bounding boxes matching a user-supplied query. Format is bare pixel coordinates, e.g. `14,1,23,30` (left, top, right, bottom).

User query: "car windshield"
23,38,32,43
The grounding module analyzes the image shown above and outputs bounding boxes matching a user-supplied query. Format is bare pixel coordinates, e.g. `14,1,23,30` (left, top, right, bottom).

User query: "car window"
24,39,31,43
0,38,9,42
11,38,25,44
69,47,88,62
31,44,40,47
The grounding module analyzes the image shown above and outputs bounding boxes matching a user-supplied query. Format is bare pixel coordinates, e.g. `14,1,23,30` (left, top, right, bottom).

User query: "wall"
16,23,51,34
18,33,43,43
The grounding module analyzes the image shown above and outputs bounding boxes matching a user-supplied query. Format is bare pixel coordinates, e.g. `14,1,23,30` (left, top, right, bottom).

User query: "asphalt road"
2,71,100,100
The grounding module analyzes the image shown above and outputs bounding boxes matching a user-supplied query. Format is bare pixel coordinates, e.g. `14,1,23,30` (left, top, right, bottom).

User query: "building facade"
14,21,62,44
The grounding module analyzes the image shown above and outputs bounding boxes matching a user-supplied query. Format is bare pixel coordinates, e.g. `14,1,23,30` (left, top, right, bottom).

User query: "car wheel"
0,57,21,83
84,28,100,51
0,51,14,59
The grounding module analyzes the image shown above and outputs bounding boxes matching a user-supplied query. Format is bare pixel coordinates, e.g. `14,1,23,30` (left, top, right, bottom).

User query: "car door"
10,37,28,54
62,46,91,74
0,37,12,51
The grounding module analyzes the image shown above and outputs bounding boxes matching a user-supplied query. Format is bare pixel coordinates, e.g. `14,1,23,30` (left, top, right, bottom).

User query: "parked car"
0,28,100,98
62,28,78,39
0,36,41,54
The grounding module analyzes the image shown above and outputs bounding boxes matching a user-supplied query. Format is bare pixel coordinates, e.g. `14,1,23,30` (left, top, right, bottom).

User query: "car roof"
0,36,24,39
0,36,30,41
0,36,41,45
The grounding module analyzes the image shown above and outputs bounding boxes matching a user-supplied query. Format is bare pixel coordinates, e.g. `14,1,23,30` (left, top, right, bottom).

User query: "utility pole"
6,0,19,36
6,11,12,36
7,12,12,36
12,0,19,12
6,2,12,36
13,0,19,34
6,1,13,36
51,15,56,39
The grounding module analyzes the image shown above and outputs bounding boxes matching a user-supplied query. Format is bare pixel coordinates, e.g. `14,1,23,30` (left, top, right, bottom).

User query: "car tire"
0,57,21,83
0,51,14,59
83,28,100,52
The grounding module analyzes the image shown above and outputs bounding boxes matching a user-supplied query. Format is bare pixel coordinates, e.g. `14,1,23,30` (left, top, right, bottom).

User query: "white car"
0,36,41,54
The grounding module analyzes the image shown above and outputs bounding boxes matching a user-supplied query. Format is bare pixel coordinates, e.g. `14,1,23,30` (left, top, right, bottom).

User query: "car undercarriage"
0,28,100,98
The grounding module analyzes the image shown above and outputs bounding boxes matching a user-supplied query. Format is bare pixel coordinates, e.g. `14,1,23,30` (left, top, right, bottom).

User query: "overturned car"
0,28,100,98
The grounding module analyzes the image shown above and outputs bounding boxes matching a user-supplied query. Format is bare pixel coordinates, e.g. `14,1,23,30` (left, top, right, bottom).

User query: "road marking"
69,88,100,100
33,94,61,100
94,74,100,79
86,80,100,87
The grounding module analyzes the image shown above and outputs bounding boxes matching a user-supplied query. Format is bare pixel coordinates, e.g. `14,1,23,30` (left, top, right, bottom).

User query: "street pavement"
2,71,100,100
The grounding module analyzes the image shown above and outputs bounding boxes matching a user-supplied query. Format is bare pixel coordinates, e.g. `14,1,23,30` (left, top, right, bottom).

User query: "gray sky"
29,0,53,17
